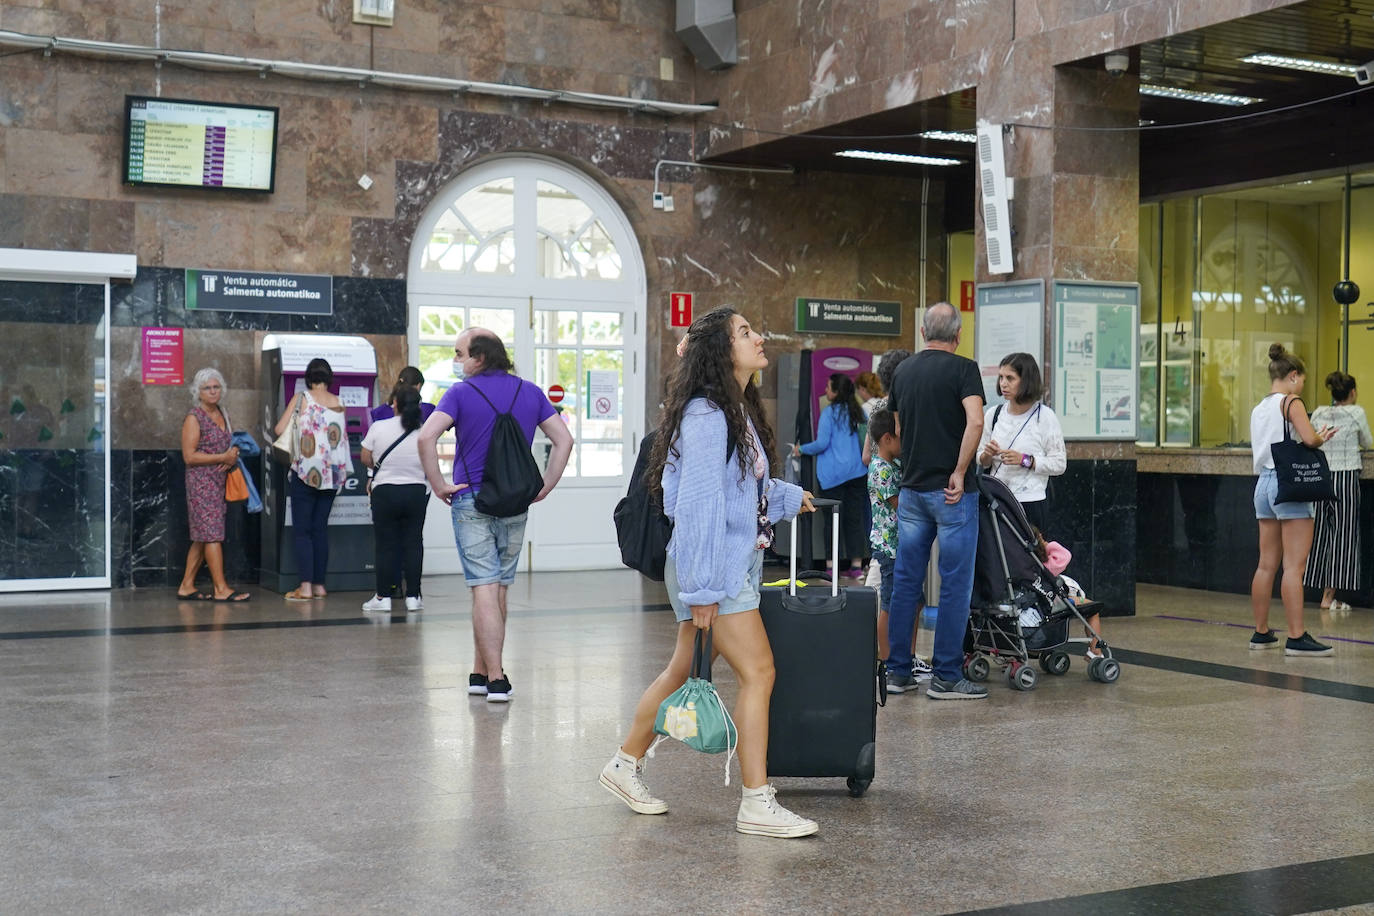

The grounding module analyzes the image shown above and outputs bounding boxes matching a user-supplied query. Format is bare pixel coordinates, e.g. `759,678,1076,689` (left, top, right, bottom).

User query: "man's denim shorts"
1253,468,1316,521
664,550,764,623
451,493,527,586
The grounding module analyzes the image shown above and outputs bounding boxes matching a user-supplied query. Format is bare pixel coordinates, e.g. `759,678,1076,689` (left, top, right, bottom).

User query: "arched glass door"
408,158,646,573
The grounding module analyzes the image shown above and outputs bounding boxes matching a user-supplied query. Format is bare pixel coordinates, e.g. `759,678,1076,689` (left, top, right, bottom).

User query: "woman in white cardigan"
977,352,1067,534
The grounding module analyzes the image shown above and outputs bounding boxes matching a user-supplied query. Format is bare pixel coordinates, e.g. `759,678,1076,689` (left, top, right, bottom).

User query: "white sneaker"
361,594,392,612
599,749,668,815
404,596,423,612
736,784,818,838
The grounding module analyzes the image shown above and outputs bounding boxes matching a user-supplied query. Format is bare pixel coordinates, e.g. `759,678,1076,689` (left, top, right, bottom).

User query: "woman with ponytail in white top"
1248,344,1337,656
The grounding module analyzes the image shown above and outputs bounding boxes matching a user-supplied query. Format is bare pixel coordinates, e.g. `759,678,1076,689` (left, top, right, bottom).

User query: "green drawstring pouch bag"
650,627,738,783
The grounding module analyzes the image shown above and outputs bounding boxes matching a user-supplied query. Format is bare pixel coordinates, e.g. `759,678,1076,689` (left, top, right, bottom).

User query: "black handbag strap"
1281,395,1305,443
372,427,414,473
691,628,713,682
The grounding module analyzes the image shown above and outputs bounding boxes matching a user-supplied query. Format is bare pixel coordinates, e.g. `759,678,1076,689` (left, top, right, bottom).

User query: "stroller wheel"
1039,651,1071,676
1089,657,1121,684
964,655,991,682
1008,664,1038,691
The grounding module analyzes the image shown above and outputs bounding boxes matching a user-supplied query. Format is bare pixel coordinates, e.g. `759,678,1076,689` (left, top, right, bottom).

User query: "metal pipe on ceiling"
0,29,717,118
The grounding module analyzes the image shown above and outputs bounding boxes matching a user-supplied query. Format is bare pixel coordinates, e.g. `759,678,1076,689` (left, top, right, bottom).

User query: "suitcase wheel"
846,776,870,798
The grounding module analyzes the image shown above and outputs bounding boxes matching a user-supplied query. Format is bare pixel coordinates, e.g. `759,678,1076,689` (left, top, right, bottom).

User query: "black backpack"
614,418,738,581
459,380,544,518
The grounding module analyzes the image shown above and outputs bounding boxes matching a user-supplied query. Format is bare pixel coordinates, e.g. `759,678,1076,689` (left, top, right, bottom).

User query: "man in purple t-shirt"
418,328,574,702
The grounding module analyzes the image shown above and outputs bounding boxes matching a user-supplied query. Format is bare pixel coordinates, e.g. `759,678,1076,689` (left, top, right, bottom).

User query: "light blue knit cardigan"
662,397,805,607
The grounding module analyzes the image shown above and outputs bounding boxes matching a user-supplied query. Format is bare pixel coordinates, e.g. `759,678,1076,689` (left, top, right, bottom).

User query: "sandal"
1330,599,1352,611
284,588,314,601
177,591,212,601
214,591,252,603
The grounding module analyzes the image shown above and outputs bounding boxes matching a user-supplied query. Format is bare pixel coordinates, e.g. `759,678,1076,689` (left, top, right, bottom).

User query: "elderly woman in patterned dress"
176,368,250,602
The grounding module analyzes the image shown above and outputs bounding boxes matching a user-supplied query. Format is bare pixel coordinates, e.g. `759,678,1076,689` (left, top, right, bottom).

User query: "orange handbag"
225,466,249,502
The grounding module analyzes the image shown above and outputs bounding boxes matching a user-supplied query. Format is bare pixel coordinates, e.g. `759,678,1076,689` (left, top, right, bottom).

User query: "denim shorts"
664,550,764,623
451,494,527,586
1253,468,1316,521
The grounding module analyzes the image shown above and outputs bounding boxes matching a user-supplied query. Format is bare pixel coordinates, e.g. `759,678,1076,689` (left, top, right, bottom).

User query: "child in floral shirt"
867,410,901,659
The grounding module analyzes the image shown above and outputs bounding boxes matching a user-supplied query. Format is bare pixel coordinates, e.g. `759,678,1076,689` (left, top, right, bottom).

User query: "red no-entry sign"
547,384,566,404
670,292,693,327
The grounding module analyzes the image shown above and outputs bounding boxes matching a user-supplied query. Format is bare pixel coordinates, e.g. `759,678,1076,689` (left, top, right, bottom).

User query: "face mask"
452,359,466,381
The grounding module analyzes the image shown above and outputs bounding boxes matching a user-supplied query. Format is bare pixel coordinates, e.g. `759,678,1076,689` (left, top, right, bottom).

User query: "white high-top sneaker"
736,784,818,838
599,749,668,815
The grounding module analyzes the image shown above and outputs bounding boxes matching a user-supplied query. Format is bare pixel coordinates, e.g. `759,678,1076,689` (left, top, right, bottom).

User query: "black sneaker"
926,676,989,700
886,673,921,694
1249,629,1280,650
467,673,488,696
486,676,513,703
1284,632,1334,657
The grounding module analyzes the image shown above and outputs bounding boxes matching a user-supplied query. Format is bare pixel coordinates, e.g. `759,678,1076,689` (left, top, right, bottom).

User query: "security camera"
1357,61,1374,85
1105,52,1129,76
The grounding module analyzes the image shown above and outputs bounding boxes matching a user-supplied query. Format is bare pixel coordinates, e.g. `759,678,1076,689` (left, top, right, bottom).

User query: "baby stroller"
963,474,1121,690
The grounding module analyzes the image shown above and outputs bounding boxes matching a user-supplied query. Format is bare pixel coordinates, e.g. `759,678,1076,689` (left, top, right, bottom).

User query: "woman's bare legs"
1250,518,1282,634
621,622,696,758
202,542,232,598
708,610,775,789
1279,517,1315,635
178,542,206,595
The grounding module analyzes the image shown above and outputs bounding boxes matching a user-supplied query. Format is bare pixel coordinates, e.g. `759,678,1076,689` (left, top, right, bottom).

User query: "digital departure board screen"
123,96,279,193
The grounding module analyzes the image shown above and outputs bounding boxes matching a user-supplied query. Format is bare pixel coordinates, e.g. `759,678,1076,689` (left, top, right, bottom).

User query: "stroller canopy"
972,474,1046,608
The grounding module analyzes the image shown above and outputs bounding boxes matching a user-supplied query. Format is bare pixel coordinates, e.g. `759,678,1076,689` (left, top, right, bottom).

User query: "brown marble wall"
702,0,1307,159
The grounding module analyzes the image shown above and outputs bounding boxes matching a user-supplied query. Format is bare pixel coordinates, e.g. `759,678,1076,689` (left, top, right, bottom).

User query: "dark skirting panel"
1046,458,1136,617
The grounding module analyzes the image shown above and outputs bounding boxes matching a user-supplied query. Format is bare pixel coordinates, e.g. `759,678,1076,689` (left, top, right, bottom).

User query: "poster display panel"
1052,281,1140,439
974,280,1044,405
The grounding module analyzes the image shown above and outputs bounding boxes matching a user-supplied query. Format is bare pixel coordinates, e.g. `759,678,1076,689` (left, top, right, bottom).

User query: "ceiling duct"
676,0,737,71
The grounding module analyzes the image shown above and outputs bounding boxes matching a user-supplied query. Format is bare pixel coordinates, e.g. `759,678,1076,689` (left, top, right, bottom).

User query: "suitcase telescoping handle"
790,496,840,598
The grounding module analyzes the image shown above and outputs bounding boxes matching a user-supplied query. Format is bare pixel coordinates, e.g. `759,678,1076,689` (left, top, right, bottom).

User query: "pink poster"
142,327,184,385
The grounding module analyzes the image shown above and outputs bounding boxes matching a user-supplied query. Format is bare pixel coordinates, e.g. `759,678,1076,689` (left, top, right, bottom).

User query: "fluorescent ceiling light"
1139,84,1262,106
917,130,977,143
1240,53,1357,77
835,150,962,166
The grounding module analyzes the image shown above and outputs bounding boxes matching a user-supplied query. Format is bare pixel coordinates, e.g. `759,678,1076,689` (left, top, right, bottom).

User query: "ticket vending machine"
259,334,378,593
774,347,876,566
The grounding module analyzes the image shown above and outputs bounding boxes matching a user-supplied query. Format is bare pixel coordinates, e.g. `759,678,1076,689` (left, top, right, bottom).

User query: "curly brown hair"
647,305,775,496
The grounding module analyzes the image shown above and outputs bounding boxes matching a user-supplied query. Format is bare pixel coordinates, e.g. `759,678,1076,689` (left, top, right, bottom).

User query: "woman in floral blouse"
273,358,351,600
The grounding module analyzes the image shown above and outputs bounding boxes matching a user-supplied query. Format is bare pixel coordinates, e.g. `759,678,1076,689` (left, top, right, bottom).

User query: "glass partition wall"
0,280,110,589
1137,172,1371,447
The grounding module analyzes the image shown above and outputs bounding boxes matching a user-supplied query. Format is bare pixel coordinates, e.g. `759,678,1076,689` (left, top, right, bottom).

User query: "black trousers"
818,474,870,563
370,483,428,597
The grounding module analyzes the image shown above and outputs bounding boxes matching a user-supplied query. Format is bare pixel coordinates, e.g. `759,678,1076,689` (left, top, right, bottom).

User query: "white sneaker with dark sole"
736,785,818,838
599,750,668,815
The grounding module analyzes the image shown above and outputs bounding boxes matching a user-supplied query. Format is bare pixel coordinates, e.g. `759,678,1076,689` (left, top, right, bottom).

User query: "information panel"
1052,280,1140,440
124,96,278,192
974,280,1044,406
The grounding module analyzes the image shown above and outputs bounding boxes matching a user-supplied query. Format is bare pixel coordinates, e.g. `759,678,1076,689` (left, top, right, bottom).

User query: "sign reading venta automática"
185,268,333,316
795,297,902,336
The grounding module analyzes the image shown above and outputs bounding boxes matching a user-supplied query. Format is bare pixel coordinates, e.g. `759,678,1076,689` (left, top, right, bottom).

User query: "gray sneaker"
926,676,989,700
886,673,921,694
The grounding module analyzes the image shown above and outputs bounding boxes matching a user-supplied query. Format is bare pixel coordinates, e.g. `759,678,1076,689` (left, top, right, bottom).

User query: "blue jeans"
289,473,337,584
450,494,526,586
887,487,979,682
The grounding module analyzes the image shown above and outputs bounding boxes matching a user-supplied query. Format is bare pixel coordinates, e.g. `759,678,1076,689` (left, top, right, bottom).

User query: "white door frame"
406,156,647,572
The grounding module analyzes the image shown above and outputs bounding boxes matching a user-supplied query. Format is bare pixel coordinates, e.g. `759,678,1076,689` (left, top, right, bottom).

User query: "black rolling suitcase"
760,498,885,797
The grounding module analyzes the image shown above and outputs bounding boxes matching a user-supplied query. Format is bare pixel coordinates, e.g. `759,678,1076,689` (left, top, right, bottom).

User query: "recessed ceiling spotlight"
917,130,978,143
1240,53,1357,77
1139,84,1262,106
835,150,962,166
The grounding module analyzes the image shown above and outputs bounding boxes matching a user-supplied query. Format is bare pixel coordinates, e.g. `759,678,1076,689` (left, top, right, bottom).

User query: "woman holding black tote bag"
1248,344,1336,657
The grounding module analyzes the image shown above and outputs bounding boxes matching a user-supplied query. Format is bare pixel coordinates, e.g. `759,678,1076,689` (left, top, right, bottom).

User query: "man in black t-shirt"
885,302,987,699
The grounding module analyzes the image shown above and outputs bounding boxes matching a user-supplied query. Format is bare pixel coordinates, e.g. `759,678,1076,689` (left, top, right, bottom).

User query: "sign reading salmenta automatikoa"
185,268,333,316
795,297,902,336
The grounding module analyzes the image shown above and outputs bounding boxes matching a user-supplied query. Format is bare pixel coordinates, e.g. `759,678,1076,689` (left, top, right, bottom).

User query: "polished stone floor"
1,572,1372,915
